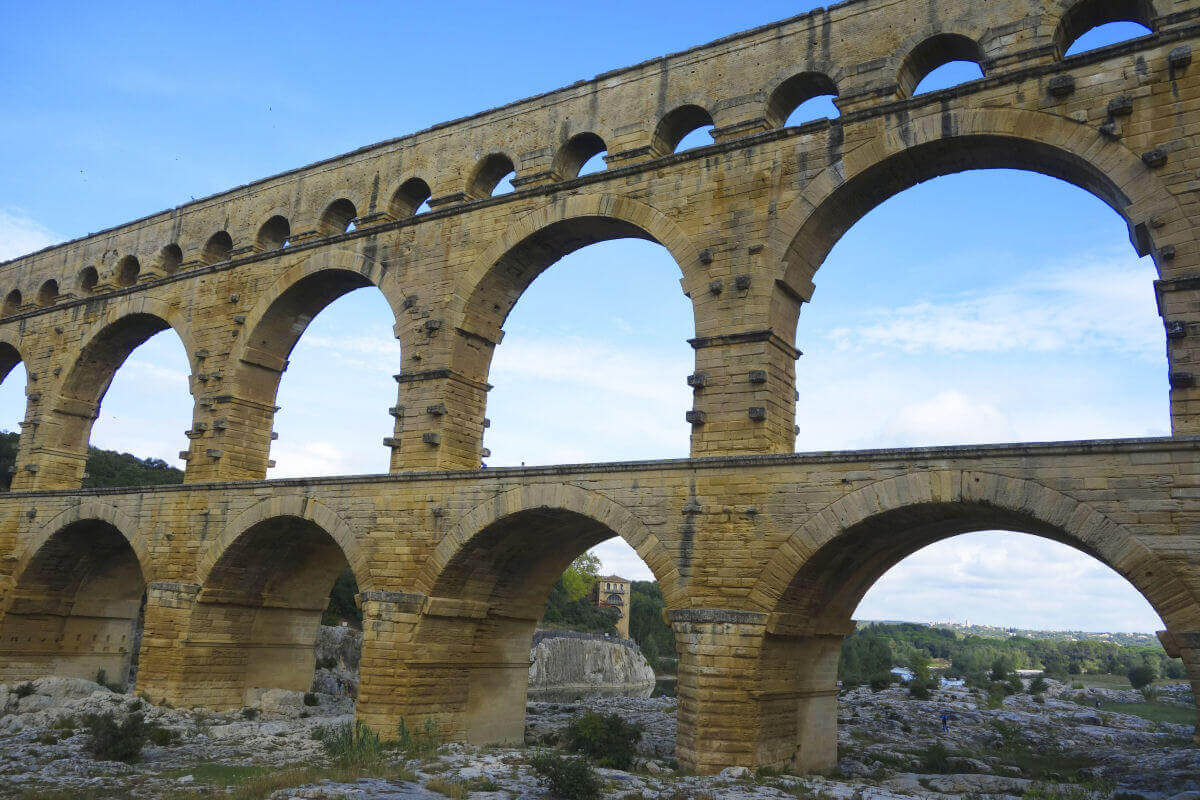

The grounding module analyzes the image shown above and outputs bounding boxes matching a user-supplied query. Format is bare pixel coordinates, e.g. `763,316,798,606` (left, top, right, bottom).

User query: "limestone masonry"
1,0,1199,774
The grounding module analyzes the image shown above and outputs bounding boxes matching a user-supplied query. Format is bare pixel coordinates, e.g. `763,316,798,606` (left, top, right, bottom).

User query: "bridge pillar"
387,369,489,471
1157,276,1200,436
181,394,278,482
687,332,798,456
1158,629,1200,743
134,581,201,704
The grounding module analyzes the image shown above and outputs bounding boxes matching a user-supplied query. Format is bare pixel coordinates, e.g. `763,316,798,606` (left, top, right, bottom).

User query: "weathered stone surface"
527,632,656,701
0,0,1198,776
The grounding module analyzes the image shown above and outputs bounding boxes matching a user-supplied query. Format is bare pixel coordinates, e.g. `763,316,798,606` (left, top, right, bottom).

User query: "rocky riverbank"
1,675,1196,799
527,630,656,701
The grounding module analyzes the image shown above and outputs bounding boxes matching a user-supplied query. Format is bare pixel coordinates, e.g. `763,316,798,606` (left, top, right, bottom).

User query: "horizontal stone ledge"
667,608,768,626
688,330,802,360
393,368,492,392
357,590,427,613
747,688,839,700
147,581,202,595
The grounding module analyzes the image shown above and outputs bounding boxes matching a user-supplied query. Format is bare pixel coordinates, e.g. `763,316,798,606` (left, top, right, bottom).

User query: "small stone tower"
593,575,632,638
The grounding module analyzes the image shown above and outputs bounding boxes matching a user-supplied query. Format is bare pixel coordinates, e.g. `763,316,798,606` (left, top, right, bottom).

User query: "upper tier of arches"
0,0,1180,308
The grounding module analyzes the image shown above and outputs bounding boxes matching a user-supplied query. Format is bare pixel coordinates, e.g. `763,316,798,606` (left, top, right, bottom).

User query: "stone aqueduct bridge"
1,0,1200,773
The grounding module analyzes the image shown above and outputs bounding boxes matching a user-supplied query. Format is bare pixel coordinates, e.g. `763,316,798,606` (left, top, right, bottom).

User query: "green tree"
560,552,602,601
1127,663,1157,690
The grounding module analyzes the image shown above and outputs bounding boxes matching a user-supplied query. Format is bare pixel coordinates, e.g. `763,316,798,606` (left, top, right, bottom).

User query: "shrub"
302,692,319,707
315,656,338,670
34,731,59,745
564,711,643,770
147,726,180,746
919,742,953,774
528,751,601,800
241,707,260,720
908,680,933,700
314,720,385,767
1028,675,1049,694
424,778,468,799
1127,664,1156,690
986,685,1008,709
83,712,149,762
1140,686,1160,703
49,715,77,731
14,682,35,699
396,717,442,759
869,673,894,691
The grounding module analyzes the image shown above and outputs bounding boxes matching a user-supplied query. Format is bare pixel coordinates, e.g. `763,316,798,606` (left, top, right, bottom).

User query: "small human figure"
1095,699,1101,709
940,711,950,731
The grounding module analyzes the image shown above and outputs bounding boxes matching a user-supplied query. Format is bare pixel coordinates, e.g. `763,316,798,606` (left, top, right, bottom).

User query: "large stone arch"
455,192,706,344
749,470,1199,630
178,495,367,709
418,481,682,607
15,500,150,588
196,494,368,590
0,503,148,684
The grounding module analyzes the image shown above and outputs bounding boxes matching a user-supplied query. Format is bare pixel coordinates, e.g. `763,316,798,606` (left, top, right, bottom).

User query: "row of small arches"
0,2,1156,316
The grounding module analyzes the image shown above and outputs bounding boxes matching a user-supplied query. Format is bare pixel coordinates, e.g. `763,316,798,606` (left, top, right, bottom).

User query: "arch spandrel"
418,482,683,609
768,107,1192,307
14,500,151,590
454,193,705,345
196,494,369,592
748,470,1200,633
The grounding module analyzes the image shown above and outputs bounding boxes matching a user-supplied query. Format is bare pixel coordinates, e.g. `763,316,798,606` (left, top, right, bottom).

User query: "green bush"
14,682,35,699
920,742,954,774
528,751,601,800
241,707,260,720
564,711,643,770
1028,675,1049,694
396,717,443,759
908,679,935,700
302,692,319,707
83,712,150,762
147,726,180,747
869,673,894,691
314,720,385,767
1127,664,1156,690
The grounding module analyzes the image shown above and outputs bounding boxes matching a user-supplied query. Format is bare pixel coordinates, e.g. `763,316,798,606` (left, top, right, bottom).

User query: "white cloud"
0,209,58,261
825,259,1161,358
876,390,1014,447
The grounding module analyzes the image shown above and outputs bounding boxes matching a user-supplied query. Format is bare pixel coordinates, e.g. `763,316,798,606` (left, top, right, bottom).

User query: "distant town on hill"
863,620,1162,648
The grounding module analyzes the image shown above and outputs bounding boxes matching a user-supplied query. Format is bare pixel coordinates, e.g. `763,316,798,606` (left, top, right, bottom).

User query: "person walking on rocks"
940,711,950,731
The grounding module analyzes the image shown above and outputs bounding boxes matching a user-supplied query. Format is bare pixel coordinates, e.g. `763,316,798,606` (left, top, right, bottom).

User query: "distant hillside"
0,430,183,489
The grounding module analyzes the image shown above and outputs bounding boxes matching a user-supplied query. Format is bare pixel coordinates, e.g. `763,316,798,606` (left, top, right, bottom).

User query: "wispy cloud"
825,258,1161,358
0,209,59,261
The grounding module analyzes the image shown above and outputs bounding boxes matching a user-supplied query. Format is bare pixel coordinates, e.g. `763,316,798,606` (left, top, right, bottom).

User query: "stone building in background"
594,575,631,638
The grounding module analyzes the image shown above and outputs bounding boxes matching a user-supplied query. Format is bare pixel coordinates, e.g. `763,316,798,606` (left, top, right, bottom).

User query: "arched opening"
768,72,840,128
652,105,715,155
417,504,674,749
760,495,1197,777
37,279,59,306
201,231,233,265
56,313,191,487
255,215,291,251
158,243,183,274
318,199,358,236
183,516,359,710
115,255,139,287
77,266,99,293
784,135,1167,450
388,178,432,218
4,289,22,315
465,217,693,466
554,133,608,179
898,34,986,97
238,269,399,479
0,520,145,687
1057,0,1156,57
0,343,27,490
468,153,517,199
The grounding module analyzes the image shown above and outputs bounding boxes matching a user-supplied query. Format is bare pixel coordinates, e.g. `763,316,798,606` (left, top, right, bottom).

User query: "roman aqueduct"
1,0,1198,773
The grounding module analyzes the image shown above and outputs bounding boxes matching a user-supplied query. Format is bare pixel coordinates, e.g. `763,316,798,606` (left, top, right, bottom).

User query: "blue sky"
0,5,1168,631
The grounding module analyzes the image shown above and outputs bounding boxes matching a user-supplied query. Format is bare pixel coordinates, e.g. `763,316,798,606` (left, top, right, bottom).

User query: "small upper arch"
3,289,23,315
37,279,59,306
256,215,291,251
318,198,358,236
651,104,715,156
388,178,432,219
77,266,99,294
1054,0,1157,57
157,244,183,274
201,231,234,265
896,33,986,97
553,132,608,180
466,152,517,200
766,72,840,128
115,255,140,287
